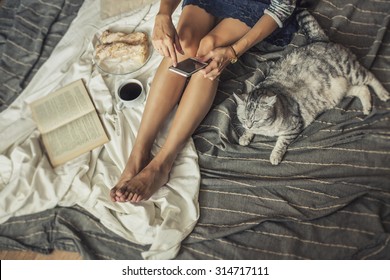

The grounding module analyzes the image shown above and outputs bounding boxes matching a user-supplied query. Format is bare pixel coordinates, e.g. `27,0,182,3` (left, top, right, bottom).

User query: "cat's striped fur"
236,10,389,165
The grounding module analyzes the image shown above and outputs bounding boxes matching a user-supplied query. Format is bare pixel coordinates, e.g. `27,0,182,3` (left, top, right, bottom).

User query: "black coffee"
119,82,142,101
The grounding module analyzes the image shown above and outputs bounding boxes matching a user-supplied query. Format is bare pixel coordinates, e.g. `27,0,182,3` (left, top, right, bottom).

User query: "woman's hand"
152,13,183,66
197,46,236,80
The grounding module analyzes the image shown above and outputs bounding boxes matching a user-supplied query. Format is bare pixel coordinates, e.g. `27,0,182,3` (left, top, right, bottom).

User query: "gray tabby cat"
236,10,389,165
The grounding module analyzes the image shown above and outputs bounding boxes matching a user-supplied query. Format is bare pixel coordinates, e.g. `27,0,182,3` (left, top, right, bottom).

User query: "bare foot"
118,159,171,203
110,149,151,202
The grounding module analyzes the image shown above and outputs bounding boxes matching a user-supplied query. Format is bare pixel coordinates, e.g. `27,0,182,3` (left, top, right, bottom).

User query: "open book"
30,79,109,167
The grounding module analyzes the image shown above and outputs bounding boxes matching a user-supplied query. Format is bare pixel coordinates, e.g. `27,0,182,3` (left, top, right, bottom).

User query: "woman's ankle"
152,151,177,174
122,148,151,175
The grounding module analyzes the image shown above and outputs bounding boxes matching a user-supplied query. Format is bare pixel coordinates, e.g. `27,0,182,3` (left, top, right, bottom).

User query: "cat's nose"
245,121,252,129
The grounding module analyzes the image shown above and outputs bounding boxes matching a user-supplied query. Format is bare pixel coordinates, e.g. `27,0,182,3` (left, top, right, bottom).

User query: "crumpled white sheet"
0,0,200,260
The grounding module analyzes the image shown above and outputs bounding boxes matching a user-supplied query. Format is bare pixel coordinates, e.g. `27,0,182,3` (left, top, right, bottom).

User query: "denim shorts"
182,0,298,46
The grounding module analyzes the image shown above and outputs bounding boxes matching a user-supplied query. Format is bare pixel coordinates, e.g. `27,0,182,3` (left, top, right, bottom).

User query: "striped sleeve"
264,0,297,27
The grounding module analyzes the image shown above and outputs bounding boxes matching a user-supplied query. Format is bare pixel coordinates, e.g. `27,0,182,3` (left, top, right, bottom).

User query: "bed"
0,0,389,260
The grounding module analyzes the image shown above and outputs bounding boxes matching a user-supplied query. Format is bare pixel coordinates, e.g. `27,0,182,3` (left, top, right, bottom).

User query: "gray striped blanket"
182,0,390,259
0,0,84,112
0,0,389,259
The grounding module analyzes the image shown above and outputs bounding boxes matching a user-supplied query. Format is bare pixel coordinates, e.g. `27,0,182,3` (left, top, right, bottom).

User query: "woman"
110,0,297,203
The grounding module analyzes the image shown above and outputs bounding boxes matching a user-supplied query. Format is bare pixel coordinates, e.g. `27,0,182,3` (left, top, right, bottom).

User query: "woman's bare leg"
121,73,218,202
119,17,251,203
110,5,216,202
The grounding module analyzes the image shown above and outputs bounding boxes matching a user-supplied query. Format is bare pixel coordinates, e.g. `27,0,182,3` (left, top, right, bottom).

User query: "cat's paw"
239,136,251,146
377,89,390,102
270,152,283,165
363,105,372,115
239,131,254,146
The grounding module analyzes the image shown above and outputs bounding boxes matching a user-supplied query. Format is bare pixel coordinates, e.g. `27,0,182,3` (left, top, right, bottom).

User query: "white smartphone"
168,58,208,77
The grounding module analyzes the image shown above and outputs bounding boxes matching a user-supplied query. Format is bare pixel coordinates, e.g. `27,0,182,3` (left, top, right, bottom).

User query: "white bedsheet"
0,0,200,260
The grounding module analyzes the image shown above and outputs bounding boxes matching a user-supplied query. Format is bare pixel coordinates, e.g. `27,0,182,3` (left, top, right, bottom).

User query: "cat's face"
235,90,277,130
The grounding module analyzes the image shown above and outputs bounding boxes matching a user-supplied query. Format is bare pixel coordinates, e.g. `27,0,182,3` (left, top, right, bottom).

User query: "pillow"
100,0,159,19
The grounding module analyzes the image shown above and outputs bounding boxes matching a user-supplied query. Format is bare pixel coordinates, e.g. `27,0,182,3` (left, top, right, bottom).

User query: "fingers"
153,37,180,66
200,58,227,80
152,28,183,66
198,47,232,80
170,33,185,66
197,52,212,63
167,42,178,67
174,33,184,55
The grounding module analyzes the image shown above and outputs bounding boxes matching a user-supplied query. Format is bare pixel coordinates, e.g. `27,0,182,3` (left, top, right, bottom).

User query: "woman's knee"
197,34,217,57
177,24,202,57
177,27,217,58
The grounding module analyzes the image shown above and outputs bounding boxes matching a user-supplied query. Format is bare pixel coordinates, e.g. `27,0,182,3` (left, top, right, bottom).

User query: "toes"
115,186,125,197
135,195,143,203
116,181,131,199
128,189,144,203
131,193,140,202
114,179,145,203
125,183,144,203
110,185,121,202
110,191,117,202
125,192,135,202
111,180,132,202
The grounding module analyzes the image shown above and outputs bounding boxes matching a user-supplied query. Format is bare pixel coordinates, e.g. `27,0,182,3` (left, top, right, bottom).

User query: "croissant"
95,30,149,64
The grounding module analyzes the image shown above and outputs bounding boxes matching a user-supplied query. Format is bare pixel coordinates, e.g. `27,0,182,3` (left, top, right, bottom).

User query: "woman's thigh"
210,18,251,47
196,17,250,56
176,5,217,56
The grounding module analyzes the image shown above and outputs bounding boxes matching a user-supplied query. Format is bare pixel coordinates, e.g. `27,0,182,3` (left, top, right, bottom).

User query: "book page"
42,111,109,167
30,80,95,133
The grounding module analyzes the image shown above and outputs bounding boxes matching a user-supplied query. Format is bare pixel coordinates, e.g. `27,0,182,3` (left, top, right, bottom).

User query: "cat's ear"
264,95,277,106
233,93,246,105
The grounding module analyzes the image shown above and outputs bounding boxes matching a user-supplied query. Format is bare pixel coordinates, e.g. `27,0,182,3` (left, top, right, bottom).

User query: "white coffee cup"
116,79,145,110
